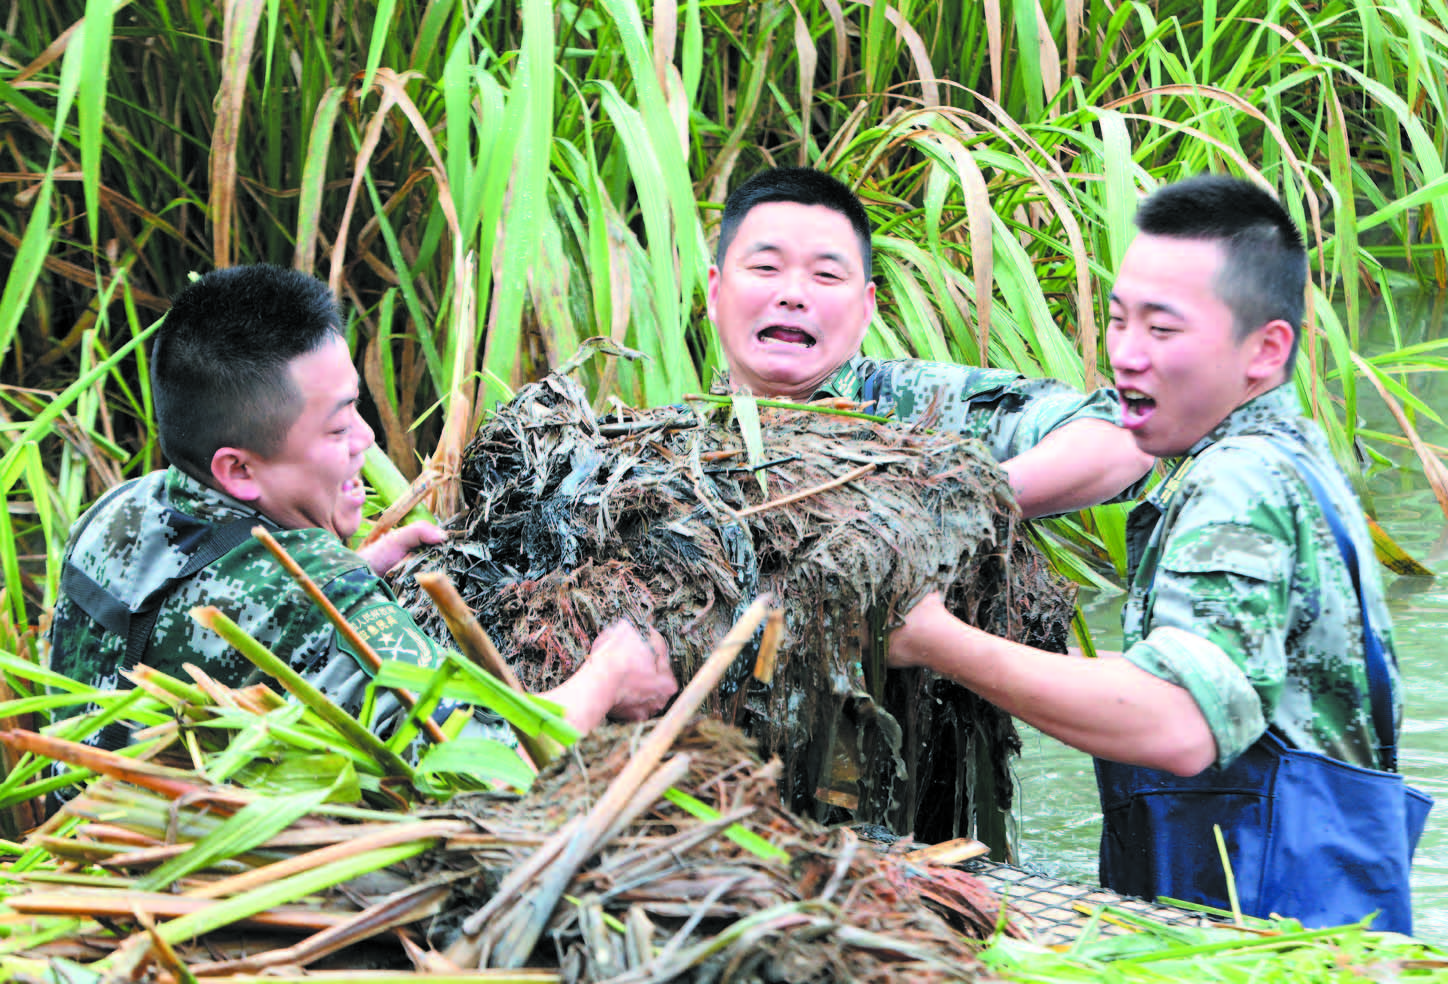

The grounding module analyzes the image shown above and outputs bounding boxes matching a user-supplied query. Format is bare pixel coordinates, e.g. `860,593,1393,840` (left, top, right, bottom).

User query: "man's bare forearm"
888,594,1215,775
1004,419,1154,518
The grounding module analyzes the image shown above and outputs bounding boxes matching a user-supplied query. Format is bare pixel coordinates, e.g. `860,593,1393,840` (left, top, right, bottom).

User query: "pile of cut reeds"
393,366,1077,852
0,597,1024,983
2,533,1440,983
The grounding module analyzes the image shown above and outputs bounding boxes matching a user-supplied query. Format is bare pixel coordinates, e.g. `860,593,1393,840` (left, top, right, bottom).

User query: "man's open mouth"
758,325,816,347
1122,390,1155,412
1119,389,1157,426
341,477,367,505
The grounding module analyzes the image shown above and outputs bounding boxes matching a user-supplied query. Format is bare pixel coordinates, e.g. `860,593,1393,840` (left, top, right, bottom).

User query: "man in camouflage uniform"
48,265,676,745
888,176,1422,930
708,167,1153,517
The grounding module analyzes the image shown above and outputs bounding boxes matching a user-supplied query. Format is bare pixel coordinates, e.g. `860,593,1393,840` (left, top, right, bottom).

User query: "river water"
1012,292,1448,941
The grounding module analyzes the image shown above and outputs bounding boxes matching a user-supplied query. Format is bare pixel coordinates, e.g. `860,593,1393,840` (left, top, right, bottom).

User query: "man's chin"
333,510,364,543
742,359,836,399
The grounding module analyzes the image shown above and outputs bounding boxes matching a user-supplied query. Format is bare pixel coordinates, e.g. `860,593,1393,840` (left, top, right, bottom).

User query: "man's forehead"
288,336,359,403
731,201,864,267
1114,235,1225,290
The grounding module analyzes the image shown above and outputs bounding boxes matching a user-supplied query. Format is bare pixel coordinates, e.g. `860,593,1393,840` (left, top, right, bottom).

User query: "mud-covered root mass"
394,371,1077,844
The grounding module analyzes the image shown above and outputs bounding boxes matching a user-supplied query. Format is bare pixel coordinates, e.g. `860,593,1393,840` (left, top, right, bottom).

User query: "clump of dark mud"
393,371,1076,846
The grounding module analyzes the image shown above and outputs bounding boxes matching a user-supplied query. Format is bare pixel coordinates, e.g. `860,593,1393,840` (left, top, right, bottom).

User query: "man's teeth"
760,326,815,346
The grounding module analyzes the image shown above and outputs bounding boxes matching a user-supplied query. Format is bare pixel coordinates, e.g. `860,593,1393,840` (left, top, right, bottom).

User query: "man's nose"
351,408,375,453
1108,324,1147,373
774,269,808,308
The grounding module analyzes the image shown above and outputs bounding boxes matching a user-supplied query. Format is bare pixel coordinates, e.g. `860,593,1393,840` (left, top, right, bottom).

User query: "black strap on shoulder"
858,365,885,413
99,516,266,750
63,511,267,671
125,517,268,668
59,563,132,639
60,484,274,750
58,479,151,640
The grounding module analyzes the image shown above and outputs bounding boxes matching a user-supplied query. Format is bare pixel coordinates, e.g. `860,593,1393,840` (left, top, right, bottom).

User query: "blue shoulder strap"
1269,442,1399,772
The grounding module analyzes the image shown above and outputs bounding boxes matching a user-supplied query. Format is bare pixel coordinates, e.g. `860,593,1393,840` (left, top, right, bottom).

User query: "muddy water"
1012,294,1448,940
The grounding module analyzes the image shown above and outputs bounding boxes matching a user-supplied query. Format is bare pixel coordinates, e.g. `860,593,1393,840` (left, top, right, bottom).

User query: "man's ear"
706,265,721,322
851,281,878,348
1247,319,1294,385
211,447,263,503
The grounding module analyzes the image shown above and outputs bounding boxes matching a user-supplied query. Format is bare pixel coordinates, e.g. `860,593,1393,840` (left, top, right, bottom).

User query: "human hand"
886,591,950,670
591,621,678,721
356,520,446,575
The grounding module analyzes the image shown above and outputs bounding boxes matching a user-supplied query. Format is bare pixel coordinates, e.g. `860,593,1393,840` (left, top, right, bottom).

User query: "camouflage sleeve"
877,361,1124,461
1120,463,1298,767
970,377,1124,462
331,568,450,672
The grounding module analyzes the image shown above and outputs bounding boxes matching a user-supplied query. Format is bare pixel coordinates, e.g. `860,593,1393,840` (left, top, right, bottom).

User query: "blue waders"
1096,442,1432,934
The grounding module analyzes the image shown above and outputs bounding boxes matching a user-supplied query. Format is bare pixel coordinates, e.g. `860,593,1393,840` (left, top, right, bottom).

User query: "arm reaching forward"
356,520,447,575
544,621,679,732
1003,418,1154,518
888,592,1215,775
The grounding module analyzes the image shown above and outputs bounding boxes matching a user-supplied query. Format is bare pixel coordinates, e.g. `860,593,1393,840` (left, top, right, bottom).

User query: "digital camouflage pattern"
1117,384,1398,770
46,467,490,737
818,356,1128,465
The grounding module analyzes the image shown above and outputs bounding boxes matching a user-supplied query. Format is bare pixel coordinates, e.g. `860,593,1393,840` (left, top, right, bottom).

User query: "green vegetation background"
4,0,1448,667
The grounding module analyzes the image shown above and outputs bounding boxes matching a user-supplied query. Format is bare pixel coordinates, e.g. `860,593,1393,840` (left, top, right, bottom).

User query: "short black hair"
717,167,873,280
1135,175,1308,368
152,264,343,483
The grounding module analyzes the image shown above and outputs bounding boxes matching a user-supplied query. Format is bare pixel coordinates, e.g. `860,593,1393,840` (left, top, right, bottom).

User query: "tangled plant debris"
394,368,1078,848
0,599,1022,983
0,373,1439,982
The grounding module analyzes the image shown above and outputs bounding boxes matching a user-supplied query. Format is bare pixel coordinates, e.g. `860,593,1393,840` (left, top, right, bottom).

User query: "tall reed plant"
3,0,1447,640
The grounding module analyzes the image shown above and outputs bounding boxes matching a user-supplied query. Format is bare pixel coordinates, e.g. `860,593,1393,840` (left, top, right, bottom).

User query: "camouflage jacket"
1118,384,1399,770
817,355,1129,464
47,467,452,726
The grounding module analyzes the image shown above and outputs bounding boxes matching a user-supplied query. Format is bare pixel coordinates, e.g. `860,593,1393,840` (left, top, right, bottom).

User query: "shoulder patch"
344,602,445,670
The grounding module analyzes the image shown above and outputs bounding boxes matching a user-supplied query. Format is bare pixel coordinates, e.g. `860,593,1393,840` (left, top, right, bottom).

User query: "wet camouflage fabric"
818,356,1128,464
47,467,512,743
1118,384,1398,769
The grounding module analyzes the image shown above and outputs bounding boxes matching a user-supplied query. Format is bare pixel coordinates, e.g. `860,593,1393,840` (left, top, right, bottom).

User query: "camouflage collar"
1192,383,1300,454
1148,383,1300,508
163,466,271,525
813,355,871,400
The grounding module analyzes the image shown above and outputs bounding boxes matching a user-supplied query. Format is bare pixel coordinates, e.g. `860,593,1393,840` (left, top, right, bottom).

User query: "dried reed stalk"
413,571,554,768
252,527,448,745
461,595,777,968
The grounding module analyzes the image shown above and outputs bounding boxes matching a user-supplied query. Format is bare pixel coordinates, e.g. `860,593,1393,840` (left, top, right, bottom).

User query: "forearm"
892,602,1215,774
1003,419,1153,518
534,622,677,734
541,664,615,734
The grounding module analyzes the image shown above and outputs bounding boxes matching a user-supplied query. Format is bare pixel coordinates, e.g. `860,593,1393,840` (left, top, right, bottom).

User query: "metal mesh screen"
967,859,1225,947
